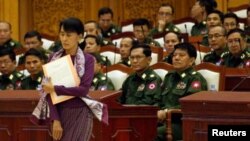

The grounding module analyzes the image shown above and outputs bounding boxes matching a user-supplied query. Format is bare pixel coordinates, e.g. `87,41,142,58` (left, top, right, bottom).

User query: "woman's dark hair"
174,42,197,59
59,17,84,35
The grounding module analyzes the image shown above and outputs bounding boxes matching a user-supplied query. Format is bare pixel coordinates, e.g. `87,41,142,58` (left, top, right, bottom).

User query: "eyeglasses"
208,34,224,40
129,55,146,61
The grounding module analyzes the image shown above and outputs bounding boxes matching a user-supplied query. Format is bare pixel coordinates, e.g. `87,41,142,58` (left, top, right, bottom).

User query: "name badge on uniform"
137,84,145,91
176,82,186,89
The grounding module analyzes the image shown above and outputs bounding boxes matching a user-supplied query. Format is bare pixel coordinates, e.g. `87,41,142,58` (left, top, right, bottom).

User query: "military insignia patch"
176,81,186,89
245,60,250,67
191,81,201,89
93,78,98,83
89,86,95,91
137,84,145,91
101,76,106,80
37,77,42,83
181,73,186,78
9,74,13,80
10,41,15,46
148,83,156,90
99,86,107,91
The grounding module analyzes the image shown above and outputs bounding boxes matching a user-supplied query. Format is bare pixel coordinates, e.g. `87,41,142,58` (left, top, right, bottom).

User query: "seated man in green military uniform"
149,3,180,37
84,20,114,46
0,21,22,50
89,53,115,91
21,48,45,90
201,9,224,47
244,6,250,49
18,30,50,65
98,7,121,39
203,25,227,64
117,37,134,67
0,48,24,90
190,0,217,36
133,18,161,47
219,28,250,68
223,13,239,34
84,35,111,67
119,44,162,105
162,31,182,64
156,42,208,141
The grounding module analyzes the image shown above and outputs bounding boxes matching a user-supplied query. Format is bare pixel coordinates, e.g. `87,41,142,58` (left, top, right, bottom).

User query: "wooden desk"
224,68,250,91
0,90,158,141
180,91,250,141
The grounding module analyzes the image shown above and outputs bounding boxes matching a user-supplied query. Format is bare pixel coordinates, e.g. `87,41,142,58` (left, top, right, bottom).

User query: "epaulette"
103,40,108,45
245,51,250,58
202,21,206,25
101,76,106,81
181,73,186,78
173,27,179,33
220,51,229,58
102,56,107,61
93,77,98,84
191,71,197,75
37,76,42,83
141,72,156,80
9,41,16,47
127,60,131,65
111,28,116,34
16,72,24,78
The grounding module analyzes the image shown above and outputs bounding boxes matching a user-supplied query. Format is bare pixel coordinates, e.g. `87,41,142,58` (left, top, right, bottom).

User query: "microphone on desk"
197,41,203,64
184,24,188,34
114,42,118,64
105,56,109,82
230,39,250,91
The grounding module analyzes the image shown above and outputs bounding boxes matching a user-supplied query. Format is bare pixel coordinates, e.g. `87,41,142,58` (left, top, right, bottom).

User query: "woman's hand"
157,109,166,123
52,120,63,140
42,77,55,94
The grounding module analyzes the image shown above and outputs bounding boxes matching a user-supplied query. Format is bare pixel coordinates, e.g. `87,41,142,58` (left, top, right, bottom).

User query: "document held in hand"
43,55,80,104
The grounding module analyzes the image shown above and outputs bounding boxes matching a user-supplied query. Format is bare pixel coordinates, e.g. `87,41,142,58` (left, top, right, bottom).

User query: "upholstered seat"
103,64,133,90
150,62,174,81
100,45,121,65
194,62,225,91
